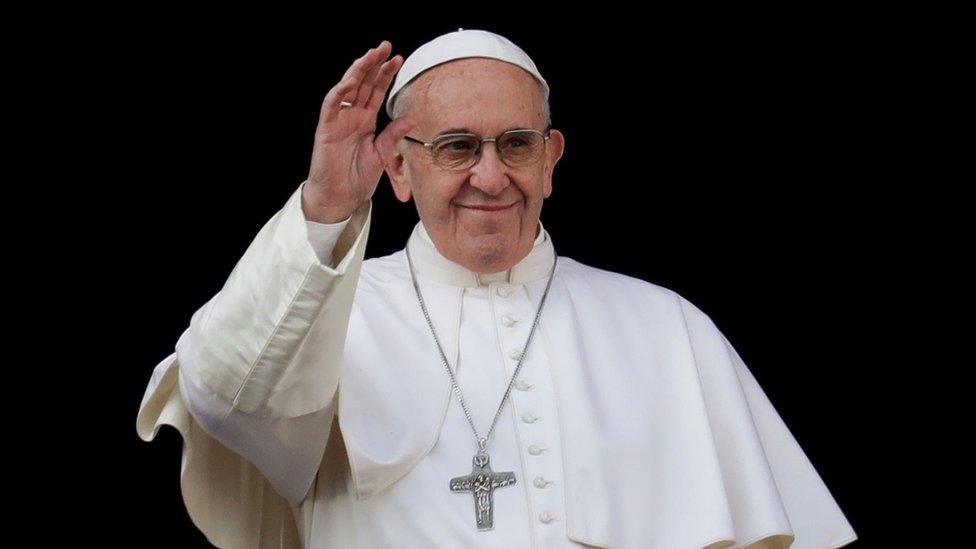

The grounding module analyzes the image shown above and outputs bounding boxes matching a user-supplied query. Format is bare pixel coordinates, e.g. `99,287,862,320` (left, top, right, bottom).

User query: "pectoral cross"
450,451,517,531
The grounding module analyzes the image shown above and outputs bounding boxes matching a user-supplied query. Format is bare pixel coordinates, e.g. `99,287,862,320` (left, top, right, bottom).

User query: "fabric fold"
135,350,303,548
136,181,857,547
183,180,372,418
136,180,373,548
335,219,555,501
536,267,858,548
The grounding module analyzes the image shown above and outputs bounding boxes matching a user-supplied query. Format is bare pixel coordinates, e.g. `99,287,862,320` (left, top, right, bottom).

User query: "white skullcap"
385,28,549,119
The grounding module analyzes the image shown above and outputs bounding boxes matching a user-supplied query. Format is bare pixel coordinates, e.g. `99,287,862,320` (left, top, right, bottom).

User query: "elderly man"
136,29,857,548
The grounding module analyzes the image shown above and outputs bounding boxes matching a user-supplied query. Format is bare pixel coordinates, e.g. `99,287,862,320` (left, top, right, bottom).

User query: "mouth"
459,202,516,212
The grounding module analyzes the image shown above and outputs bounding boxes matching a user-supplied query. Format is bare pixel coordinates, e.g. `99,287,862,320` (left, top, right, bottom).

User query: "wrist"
301,190,358,224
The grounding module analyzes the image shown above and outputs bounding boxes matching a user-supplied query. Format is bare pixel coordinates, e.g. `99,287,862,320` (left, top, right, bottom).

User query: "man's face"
386,58,565,275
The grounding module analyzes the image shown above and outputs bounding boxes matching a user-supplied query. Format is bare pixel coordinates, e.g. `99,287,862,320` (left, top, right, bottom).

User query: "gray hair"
390,77,551,145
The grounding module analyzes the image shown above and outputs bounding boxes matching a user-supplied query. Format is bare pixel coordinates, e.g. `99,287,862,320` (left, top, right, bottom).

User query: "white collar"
406,218,554,287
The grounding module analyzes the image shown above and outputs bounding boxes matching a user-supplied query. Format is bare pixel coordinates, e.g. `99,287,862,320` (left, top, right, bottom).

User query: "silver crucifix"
450,451,517,531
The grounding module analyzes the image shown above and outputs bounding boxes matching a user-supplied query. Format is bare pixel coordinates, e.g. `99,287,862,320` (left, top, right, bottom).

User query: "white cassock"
136,180,858,549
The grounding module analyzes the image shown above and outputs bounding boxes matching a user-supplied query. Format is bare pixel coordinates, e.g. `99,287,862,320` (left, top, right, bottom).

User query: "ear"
542,129,565,199
385,144,413,203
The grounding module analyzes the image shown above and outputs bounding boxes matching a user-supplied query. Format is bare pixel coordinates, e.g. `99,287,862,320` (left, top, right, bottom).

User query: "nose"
468,141,510,196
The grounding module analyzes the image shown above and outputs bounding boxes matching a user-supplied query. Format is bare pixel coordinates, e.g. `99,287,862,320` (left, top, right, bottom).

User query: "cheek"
445,182,469,206
518,178,545,204
430,184,464,222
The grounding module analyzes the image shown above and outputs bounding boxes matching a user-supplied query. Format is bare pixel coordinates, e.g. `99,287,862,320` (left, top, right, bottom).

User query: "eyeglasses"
402,126,552,171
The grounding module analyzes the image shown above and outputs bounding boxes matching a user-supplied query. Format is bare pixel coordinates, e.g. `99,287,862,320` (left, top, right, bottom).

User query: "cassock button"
496,285,515,297
539,511,557,524
533,476,553,488
515,379,534,391
501,314,519,327
521,412,540,423
508,348,523,360
528,444,549,455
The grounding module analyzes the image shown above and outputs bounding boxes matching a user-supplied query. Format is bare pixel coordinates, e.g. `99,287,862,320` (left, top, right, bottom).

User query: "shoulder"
556,255,721,329
554,255,683,305
559,255,728,342
355,250,411,293
355,250,715,326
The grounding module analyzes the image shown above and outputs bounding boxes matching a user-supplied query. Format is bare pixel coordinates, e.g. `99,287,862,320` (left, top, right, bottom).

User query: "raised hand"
302,40,417,223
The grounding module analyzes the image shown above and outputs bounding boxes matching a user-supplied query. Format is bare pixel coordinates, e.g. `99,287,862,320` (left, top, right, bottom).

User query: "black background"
46,8,950,547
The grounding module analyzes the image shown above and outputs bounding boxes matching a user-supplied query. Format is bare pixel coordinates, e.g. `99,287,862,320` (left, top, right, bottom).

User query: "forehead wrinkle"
410,59,542,138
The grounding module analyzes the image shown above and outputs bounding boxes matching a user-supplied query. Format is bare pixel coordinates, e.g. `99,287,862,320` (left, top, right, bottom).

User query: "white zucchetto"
385,28,550,119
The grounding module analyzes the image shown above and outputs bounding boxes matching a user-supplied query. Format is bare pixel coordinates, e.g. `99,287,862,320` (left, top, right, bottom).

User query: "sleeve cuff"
306,216,352,267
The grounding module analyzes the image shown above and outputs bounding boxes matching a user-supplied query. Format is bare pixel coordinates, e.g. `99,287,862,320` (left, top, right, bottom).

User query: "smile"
459,203,516,212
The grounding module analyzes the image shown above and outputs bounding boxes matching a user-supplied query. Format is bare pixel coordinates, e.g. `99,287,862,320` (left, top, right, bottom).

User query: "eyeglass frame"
401,125,553,170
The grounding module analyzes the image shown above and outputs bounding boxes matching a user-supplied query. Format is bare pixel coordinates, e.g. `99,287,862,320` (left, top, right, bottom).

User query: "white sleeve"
305,215,352,267
178,178,370,417
145,178,371,514
176,338,337,508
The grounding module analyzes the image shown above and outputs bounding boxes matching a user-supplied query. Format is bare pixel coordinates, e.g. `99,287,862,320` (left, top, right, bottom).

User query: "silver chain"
405,243,558,454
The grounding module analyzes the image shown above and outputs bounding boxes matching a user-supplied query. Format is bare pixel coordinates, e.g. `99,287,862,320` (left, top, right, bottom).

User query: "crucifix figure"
450,451,517,531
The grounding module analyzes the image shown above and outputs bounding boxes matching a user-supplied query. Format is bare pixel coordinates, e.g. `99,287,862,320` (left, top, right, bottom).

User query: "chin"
460,232,514,263
465,230,510,248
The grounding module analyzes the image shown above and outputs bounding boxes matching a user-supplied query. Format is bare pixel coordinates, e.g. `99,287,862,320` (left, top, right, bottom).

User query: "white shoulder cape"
136,181,857,549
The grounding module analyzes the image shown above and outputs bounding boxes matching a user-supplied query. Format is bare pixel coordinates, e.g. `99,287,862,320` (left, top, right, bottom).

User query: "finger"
354,59,386,109
374,116,418,167
366,54,403,113
320,75,361,125
353,43,394,108
340,41,391,104
318,41,393,125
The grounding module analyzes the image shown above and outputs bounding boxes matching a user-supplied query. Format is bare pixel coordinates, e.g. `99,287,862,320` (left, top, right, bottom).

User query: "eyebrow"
434,126,532,138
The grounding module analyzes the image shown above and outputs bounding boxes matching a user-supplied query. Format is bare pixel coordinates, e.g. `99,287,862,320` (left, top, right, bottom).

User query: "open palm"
304,40,417,223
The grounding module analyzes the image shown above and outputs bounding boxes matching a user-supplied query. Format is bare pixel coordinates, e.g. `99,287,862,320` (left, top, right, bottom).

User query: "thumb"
374,117,418,165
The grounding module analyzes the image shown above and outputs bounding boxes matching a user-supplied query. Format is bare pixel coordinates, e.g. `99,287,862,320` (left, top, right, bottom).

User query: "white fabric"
385,28,550,119
136,179,858,548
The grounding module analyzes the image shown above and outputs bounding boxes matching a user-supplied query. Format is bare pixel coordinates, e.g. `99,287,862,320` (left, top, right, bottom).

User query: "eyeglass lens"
431,131,545,169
